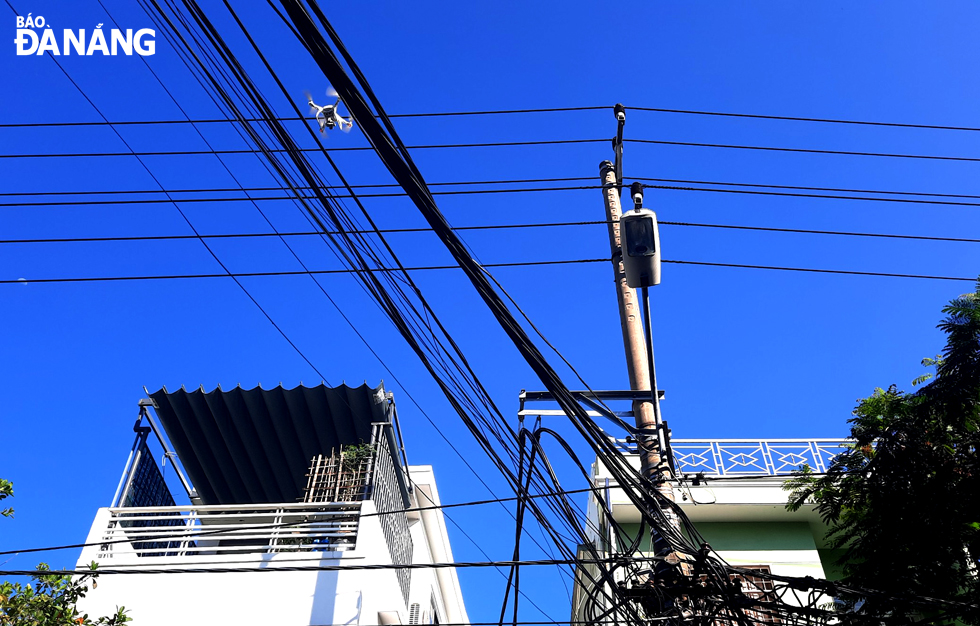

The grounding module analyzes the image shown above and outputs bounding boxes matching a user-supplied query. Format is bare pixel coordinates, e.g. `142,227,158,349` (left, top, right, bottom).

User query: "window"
699,565,780,625
726,565,780,625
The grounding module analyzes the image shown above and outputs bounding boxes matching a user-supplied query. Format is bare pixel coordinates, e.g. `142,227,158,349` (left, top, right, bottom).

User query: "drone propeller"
326,86,339,99
302,90,318,114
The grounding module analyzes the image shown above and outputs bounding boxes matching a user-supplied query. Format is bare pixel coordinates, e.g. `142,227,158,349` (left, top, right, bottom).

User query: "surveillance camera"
630,181,643,207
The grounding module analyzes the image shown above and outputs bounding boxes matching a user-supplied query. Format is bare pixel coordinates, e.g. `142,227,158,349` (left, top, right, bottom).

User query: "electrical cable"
0,176,595,197
12,177,980,211
626,137,980,164
6,103,980,132
627,105,980,133
0,185,602,207
0,106,607,129
3,259,973,285
0,555,665,577
9,134,980,165
10,173,980,203
0,139,607,159
3,221,979,248
0,482,598,556
635,175,980,202
10,135,980,166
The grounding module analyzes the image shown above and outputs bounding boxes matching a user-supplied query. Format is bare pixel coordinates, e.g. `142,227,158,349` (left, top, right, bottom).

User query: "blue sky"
3,0,980,622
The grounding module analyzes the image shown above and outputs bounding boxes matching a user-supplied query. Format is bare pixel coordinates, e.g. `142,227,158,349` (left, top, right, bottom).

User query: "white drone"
304,87,353,134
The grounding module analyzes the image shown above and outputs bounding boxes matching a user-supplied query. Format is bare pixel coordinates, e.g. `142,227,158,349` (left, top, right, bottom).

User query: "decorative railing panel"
120,442,184,555
97,502,361,560
612,439,849,476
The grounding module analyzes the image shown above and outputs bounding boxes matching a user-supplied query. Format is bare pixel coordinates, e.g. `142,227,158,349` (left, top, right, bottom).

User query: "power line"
7,136,980,165
0,486,598,557
4,104,980,133
0,139,607,160
10,179,980,211
2,258,973,285
7,174,980,204
664,260,974,282
636,175,980,202
643,182,980,210
627,137,980,164
0,176,595,197
0,185,602,208
63,621,658,626
2,220,978,246
0,556,662,577
0,106,607,129
629,105,980,133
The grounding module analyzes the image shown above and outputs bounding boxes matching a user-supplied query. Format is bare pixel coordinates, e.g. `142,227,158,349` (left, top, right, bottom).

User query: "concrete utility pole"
599,159,664,484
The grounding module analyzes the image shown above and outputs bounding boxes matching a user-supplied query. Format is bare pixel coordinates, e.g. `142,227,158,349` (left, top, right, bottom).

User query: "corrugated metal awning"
148,383,389,505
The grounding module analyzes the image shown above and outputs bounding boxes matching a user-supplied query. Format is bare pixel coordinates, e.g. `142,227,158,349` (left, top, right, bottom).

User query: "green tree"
786,282,980,624
0,481,130,625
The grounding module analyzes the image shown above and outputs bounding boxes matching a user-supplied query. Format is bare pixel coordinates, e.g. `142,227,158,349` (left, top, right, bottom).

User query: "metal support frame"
138,396,196,500
386,391,413,494
113,417,151,508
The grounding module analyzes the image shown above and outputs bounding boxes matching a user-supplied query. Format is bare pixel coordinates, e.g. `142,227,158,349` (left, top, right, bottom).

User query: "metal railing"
97,502,361,560
612,438,849,476
371,422,413,606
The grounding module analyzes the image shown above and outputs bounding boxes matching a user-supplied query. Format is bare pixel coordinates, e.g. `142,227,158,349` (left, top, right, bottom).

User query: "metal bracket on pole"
613,104,626,192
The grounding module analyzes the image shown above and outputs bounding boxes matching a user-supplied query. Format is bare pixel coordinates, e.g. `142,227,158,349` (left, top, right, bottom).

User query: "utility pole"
601,109,683,607
599,159,665,485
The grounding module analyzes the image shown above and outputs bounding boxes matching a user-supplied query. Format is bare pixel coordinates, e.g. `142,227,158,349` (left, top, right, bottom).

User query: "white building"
77,383,468,626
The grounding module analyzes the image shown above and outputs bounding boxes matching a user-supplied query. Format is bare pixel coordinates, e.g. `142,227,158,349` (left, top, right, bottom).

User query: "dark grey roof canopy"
149,383,389,505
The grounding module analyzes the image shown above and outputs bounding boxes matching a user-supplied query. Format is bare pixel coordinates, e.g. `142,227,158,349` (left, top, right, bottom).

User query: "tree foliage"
1,480,13,519
0,481,130,625
786,282,980,623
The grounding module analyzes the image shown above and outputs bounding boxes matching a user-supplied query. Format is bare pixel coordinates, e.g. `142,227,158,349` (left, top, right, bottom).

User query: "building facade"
569,438,846,622
516,390,844,623
77,383,468,626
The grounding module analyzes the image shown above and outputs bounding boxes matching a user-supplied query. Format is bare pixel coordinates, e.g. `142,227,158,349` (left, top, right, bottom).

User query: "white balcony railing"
96,501,362,560
613,438,849,476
